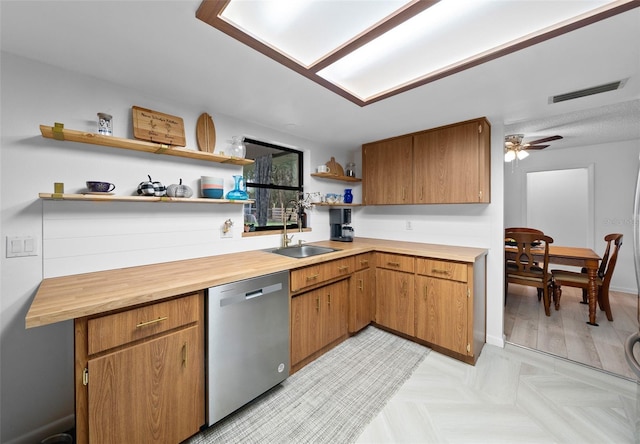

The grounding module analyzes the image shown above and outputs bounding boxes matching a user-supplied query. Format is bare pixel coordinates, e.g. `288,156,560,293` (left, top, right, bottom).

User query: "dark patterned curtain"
255,154,272,226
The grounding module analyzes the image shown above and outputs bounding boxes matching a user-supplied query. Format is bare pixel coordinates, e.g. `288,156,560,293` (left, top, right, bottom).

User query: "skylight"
196,0,638,106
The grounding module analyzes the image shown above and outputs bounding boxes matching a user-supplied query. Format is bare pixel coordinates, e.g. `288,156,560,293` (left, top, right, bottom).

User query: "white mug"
317,165,330,173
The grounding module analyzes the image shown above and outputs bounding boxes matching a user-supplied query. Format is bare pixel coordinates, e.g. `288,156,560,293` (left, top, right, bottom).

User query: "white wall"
504,139,640,294
0,52,505,443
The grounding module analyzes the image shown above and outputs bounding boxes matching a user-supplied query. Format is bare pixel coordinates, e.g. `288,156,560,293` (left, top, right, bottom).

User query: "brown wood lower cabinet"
374,253,415,337
375,268,415,336
290,279,349,371
415,275,468,355
349,253,374,333
75,292,205,444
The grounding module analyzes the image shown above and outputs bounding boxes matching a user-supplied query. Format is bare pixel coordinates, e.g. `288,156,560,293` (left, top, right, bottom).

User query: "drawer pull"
306,274,320,282
360,259,369,266
338,265,349,272
431,268,451,276
136,316,168,328
387,261,401,267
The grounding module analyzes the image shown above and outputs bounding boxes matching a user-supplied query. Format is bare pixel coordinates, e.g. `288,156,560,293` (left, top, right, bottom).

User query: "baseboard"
486,333,504,348
4,414,74,444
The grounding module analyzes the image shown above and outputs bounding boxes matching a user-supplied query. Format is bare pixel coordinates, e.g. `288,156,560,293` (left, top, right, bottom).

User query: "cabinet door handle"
306,274,319,282
316,297,320,312
424,285,428,301
136,316,168,328
182,343,188,368
358,279,364,291
327,293,331,307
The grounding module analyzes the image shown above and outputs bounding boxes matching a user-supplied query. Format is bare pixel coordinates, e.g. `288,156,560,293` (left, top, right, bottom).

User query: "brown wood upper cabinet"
363,117,491,205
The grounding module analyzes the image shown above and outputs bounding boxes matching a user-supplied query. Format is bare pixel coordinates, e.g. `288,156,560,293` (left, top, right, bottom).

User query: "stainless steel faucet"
281,200,304,248
281,206,293,248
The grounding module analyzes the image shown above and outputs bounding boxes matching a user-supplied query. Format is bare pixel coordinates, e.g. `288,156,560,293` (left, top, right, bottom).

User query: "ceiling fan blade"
525,135,563,146
524,145,549,150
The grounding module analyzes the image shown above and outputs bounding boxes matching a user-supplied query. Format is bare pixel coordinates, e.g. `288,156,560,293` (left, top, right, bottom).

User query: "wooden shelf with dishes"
314,202,362,207
310,173,361,182
38,193,254,205
40,124,254,166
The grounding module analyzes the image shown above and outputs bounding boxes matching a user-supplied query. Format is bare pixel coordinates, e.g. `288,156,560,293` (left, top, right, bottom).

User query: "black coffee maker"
329,208,354,242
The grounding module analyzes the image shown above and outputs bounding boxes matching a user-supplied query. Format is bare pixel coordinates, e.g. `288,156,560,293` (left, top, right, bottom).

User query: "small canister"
97,113,113,136
345,162,356,177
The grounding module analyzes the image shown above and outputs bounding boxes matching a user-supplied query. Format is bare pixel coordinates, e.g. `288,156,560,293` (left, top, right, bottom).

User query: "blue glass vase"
344,189,353,204
226,175,248,200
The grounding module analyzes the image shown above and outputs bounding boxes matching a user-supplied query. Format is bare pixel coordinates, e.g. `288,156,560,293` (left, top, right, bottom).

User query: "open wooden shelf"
40,124,254,166
39,193,254,204
310,172,361,182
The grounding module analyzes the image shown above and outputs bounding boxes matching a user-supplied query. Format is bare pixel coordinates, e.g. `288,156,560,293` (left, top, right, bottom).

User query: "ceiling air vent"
550,79,627,103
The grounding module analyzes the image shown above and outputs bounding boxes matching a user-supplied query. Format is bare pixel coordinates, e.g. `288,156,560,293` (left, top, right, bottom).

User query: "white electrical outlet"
405,220,413,230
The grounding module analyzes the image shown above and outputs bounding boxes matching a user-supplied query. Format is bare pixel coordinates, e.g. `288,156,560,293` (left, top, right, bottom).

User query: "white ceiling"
1,1,639,153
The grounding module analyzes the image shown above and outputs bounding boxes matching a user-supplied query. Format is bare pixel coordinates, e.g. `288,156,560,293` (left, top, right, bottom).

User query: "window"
242,137,304,232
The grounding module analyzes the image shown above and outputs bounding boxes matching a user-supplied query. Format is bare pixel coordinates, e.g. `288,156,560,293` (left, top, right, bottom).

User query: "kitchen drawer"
375,253,415,273
416,258,467,282
87,292,201,355
290,257,354,292
353,253,372,272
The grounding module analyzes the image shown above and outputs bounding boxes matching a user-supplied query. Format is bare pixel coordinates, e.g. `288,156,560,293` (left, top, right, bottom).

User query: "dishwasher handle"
219,282,283,307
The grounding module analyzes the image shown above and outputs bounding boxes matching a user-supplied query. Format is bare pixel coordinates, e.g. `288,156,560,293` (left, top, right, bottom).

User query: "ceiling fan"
504,134,563,162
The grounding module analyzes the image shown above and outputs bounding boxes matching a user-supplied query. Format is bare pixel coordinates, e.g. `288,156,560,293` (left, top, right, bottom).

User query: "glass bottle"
226,175,248,200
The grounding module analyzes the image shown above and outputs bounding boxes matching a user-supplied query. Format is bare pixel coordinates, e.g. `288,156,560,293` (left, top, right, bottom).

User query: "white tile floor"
357,343,639,444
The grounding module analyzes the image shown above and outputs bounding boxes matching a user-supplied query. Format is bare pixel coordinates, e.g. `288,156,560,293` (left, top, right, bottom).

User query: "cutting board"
196,113,216,153
326,157,345,176
132,106,186,146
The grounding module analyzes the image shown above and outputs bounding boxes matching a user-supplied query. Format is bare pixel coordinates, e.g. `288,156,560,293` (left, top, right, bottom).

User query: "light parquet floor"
505,284,638,380
357,286,639,443
357,343,639,443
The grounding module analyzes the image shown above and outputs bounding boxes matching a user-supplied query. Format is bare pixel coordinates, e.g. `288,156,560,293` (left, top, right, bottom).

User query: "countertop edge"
25,238,488,328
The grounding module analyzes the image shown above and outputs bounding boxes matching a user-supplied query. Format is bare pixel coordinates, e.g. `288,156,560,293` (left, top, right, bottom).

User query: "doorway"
505,165,637,379
524,166,594,249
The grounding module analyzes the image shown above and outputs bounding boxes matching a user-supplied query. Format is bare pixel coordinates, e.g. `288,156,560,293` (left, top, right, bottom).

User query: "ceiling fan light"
504,150,516,162
516,150,529,160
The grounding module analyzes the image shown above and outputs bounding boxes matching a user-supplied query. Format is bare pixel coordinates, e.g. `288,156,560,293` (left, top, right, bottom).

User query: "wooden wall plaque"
132,106,186,146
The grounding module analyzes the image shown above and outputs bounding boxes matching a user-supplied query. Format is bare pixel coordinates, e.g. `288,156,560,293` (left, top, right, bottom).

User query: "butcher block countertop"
25,237,487,328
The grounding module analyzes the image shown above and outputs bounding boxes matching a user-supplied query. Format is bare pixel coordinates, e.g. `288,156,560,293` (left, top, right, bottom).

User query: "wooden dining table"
505,244,602,325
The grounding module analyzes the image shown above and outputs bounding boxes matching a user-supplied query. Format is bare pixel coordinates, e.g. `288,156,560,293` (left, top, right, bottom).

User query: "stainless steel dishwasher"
206,271,289,425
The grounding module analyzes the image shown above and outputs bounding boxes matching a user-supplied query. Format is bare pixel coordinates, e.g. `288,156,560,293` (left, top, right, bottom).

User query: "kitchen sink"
269,245,339,259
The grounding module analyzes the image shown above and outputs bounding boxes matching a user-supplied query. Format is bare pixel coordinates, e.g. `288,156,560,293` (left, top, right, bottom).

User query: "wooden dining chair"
505,232,554,316
505,227,544,235
551,233,623,321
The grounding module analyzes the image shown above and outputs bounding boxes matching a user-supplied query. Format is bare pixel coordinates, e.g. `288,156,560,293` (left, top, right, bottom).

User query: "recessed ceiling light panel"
197,0,639,106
